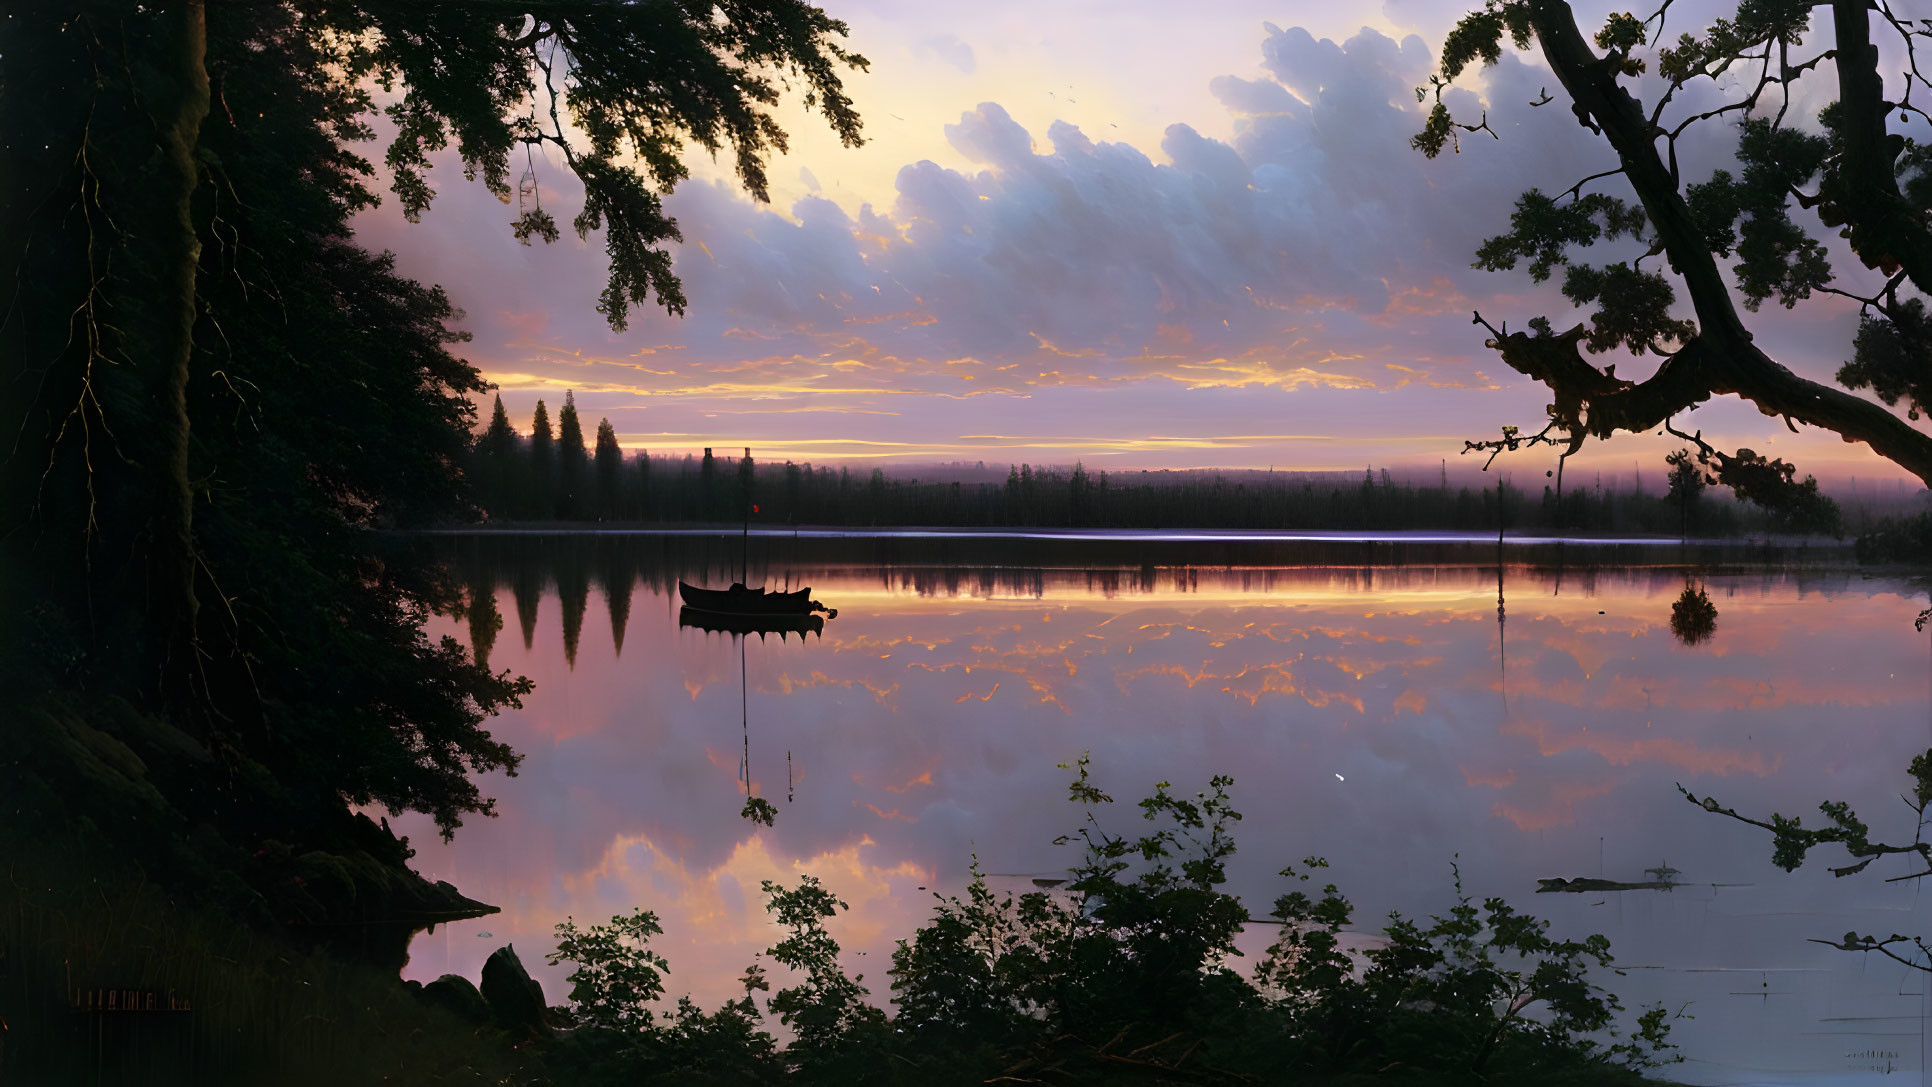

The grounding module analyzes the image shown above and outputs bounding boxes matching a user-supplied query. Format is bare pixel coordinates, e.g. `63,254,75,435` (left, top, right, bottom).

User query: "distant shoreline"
417,522,1849,548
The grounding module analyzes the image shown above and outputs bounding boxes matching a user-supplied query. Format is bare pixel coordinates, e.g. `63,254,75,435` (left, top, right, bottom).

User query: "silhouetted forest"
469,397,1844,536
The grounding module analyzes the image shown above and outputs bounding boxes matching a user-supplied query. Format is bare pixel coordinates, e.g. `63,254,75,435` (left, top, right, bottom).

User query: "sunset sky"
353,1,1924,484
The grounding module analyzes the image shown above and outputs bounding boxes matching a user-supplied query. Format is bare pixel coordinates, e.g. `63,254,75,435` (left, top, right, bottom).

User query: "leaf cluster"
1685,119,1833,310
1473,190,1694,357
1664,448,1706,502
1410,3,1530,157
1477,191,1649,284
1656,0,1814,83
305,0,867,330
1691,751,1932,973
549,910,671,1034
1839,298,1932,420
1677,445,1841,534
544,760,1678,1084
1561,263,1696,355
1685,749,1932,886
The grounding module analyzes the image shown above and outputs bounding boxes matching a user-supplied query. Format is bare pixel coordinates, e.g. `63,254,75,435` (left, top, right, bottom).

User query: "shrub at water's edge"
1855,512,1932,566
535,758,1681,1084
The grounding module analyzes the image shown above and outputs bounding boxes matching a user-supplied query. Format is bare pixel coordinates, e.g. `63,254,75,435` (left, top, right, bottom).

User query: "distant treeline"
468,396,1844,536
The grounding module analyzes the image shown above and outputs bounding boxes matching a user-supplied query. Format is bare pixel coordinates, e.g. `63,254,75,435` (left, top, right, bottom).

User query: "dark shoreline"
410,523,1867,573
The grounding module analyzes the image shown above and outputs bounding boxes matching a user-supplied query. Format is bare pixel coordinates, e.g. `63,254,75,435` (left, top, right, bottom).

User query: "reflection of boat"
678,581,835,618
1537,876,1676,894
678,607,824,638
1538,860,1685,894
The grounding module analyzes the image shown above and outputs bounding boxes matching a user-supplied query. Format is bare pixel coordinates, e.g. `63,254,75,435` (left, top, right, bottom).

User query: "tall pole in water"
1554,455,1565,534
1497,469,1505,546
741,447,751,586
741,634,749,795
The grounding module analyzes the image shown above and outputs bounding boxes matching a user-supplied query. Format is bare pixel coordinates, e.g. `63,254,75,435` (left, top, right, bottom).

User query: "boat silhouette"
678,471,836,619
677,581,834,618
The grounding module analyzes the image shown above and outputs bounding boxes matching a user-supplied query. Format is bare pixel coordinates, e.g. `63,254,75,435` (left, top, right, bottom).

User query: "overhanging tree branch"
1491,1,1932,486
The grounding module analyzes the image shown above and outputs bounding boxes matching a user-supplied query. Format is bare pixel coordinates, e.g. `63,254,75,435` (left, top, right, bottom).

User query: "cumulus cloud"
352,16,1892,475
361,25,1620,403
643,25,1626,390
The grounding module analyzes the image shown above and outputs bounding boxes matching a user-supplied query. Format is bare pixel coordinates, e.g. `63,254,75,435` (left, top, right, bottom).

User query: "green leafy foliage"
742,796,779,826
1594,12,1647,52
512,207,561,245
1686,754,1932,878
1689,750,1932,974
1437,5,1522,83
548,910,672,1033
1657,2,1813,83
1838,298,1932,420
1684,120,1835,310
763,876,893,1075
1476,191,1648,283
542,914,782,1085
1411,2,1530,158
1560,263,1697,354
544,761,1676,1083
316,2,867,330
1411,101,1457,158
183,5,534,841
1692,447,1842,535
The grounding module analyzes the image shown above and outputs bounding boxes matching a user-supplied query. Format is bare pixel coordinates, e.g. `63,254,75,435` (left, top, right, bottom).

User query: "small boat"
678,581,835,618
680,472,836,621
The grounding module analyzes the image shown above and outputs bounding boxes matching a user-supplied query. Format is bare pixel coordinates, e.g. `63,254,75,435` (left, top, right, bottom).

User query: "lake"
400,531,1931,1085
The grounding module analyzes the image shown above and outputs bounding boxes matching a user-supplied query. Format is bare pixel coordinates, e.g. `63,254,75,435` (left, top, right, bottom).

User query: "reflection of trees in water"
435,533,1857,665
511,564,543,651
558,559,590,668
1668,584,1718,646
465,574,503,670
601,541,634,658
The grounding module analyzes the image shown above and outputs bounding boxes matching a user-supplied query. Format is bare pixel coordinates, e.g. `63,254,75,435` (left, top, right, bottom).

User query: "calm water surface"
402,535,1932,1085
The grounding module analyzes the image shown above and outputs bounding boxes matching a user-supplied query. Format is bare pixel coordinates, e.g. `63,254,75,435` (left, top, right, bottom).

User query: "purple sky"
352,2,1925,484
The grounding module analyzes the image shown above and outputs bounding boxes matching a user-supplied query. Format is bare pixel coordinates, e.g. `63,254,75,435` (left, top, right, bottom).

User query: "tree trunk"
0,1,208,705
133,0,211,703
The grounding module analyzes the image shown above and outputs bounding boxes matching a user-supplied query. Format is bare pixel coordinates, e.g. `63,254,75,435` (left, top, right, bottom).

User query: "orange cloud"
1492,780,1619,831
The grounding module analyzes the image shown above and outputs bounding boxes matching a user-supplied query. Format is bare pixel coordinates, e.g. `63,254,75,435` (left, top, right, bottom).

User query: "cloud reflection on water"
401,541,1932,1082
